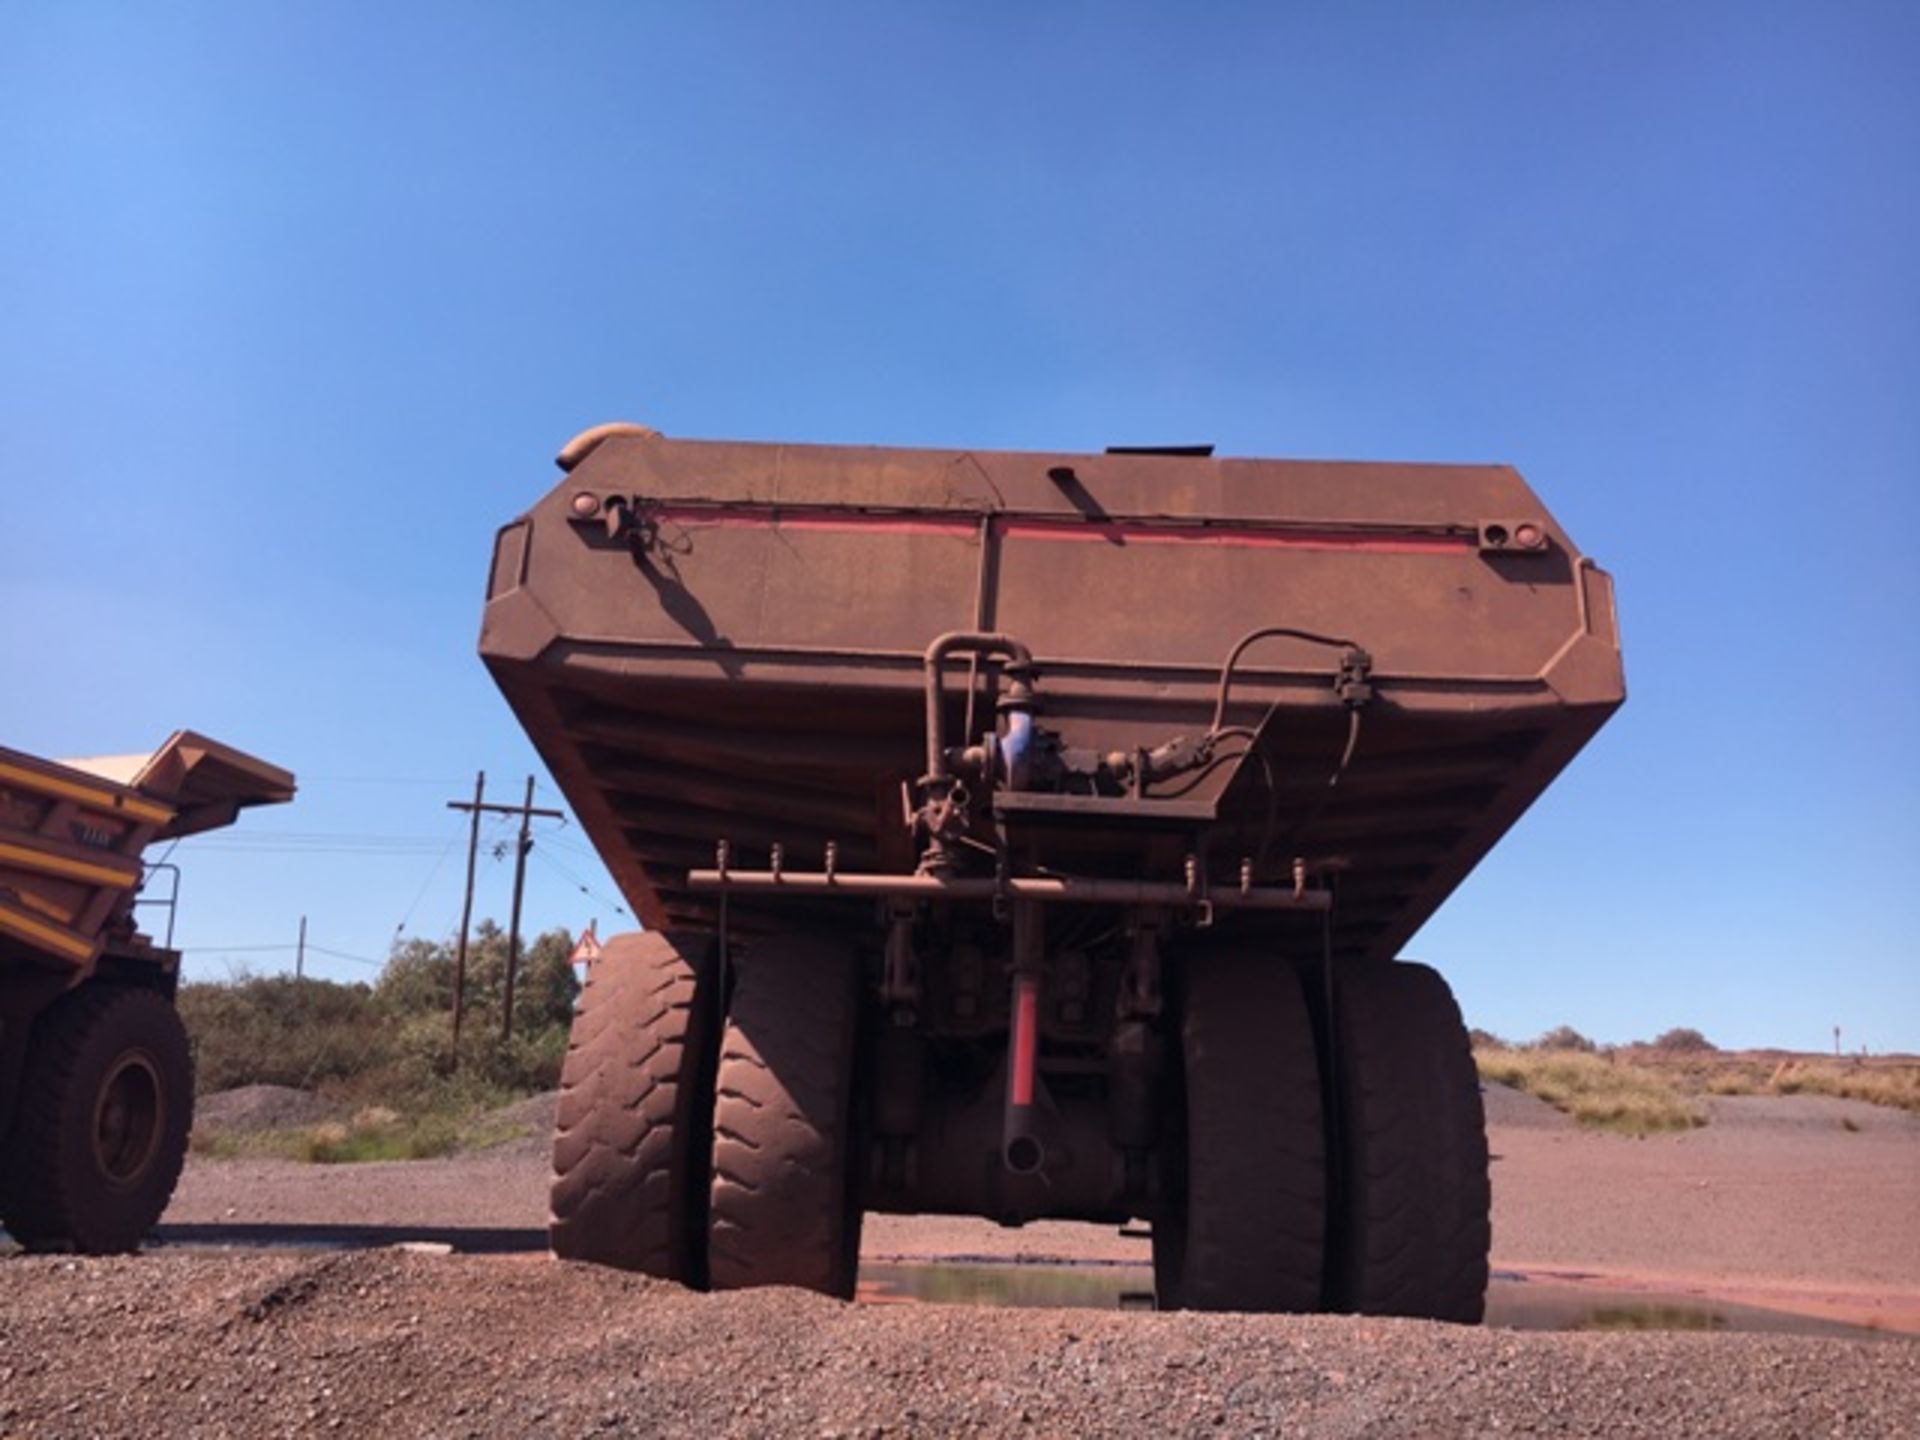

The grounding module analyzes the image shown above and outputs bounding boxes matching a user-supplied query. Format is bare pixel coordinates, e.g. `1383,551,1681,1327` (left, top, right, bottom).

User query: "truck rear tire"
0,983,193,1254
549,930,719,1282
1154,945,1325,1312
1325,960,1490,1322
708,934,863,1299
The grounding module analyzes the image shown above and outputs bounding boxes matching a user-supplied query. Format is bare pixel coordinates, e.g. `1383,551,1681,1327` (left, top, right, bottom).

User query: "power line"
182,833,453,844
306,943,385,969
393,826,463,937
301,775,466,786
179,830,451,849
529,846,630,919
176,846,452,858
186,939,383,968
540,830,606,863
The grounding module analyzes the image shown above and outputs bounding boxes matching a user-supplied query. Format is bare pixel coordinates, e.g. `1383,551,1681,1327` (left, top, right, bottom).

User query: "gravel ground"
1486,1091,1920,1290
6,1083,1916,1436
169,1083,1920,1294
3,1250,1916,1438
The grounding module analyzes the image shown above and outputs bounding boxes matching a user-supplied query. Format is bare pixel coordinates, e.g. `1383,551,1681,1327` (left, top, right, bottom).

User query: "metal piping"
686,868,1332,910
1002,901,1045,1175
923,631,1035,782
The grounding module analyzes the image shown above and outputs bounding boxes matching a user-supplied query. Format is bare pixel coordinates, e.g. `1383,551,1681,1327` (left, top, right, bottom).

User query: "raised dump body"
0,734,292,1252
485,426,1622,1320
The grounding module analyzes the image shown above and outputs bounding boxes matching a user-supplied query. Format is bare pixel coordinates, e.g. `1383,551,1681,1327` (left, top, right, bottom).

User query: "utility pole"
503,775,541,1041
447,773,563,1048
447,771,486,1061
295,915,307,981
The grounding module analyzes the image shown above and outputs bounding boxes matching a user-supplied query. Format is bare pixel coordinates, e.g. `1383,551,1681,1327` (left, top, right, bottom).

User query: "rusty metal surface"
481,429,1623,965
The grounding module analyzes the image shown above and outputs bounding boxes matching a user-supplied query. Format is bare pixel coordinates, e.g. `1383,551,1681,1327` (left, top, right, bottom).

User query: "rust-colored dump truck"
0,734,293,1251
482,425,1623,1320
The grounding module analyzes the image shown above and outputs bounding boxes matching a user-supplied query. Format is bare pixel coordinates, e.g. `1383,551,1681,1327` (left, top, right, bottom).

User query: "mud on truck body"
0,734,292,1251
482,425,1623,1319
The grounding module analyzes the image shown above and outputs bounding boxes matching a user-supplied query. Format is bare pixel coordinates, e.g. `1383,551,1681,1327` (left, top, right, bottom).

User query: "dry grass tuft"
1632,1050,1920,1115
1475,1046,1705,1135
1473,1038,1920,1131
1765,1060,1920,1114
192,1105,530,1164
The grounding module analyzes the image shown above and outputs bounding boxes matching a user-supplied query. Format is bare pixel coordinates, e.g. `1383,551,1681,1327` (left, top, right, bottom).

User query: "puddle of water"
1485,1278,1891,1338
858,1261,1902,1339
861,1261,1156,1311
10,1226,1899,1340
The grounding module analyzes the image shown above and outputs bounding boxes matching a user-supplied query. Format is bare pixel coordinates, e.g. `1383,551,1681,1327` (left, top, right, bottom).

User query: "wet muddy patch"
858,1259,1909,1339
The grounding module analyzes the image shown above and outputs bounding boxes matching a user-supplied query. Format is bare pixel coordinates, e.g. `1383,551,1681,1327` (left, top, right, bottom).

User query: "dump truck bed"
0,734,294,989
481,430,1622,964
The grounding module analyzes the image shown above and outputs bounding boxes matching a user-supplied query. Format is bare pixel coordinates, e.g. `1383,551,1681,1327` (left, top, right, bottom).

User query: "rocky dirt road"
4,1085,1917,1436
160,1084,1920,1312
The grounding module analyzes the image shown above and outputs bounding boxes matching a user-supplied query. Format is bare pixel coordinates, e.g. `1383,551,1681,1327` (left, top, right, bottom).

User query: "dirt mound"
483,1090,556,1136
470,1091,556,1163
1480,1081,1571,1130
195,1085,341,1134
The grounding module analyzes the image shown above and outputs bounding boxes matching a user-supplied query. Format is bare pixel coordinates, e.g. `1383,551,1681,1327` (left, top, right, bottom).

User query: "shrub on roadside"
1531,1024,1599,1053
180,921,581,1160
178,975,395,1092
1649,1027,1716,1053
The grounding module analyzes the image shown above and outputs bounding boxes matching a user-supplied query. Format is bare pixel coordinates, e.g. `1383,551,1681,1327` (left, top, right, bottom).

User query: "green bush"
180,921,581,1130
178,974,395,1092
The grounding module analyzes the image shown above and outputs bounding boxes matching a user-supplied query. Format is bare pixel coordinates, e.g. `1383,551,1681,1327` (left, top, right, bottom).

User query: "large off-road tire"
1153,946,1325,1312
1325,960,1490,1323
708,933,863,1299
0,984,193,1254
549,930,719,1282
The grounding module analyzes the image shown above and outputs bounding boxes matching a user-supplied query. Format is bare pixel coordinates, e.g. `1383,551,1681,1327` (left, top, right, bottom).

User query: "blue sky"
3,3,1914,1050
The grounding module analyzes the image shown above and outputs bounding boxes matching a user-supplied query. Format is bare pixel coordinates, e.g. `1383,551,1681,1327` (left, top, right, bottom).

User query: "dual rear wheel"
548,930,862,1298
551,930,1488,1321
1153,949,1489,1321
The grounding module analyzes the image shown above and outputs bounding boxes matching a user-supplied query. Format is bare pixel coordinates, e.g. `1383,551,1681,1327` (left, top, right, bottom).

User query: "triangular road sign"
570,922,602,965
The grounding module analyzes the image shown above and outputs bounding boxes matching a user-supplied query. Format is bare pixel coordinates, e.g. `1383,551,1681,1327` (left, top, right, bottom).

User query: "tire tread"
548,931,717,1281
1159,946,1325,1312
1329,961,1490,1322
707,934,861,1298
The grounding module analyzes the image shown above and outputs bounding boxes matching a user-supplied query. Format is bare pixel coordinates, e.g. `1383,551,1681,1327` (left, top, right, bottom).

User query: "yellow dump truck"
0,733,292,1251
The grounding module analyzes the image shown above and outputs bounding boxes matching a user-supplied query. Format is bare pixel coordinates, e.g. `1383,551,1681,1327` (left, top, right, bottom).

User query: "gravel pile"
1478,1082,1571,1131
193,1086,342,1134
482,1091,557,1137
472,1092,560,1163
1,1250,1913,1437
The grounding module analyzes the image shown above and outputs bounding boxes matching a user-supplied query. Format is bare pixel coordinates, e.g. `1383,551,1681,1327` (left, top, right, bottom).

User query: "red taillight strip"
639,504,1474,555
996,515,1471,554
647,507,979,540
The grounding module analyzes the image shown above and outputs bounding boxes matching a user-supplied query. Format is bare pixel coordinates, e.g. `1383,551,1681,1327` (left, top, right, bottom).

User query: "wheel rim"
92,1050,165,1187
